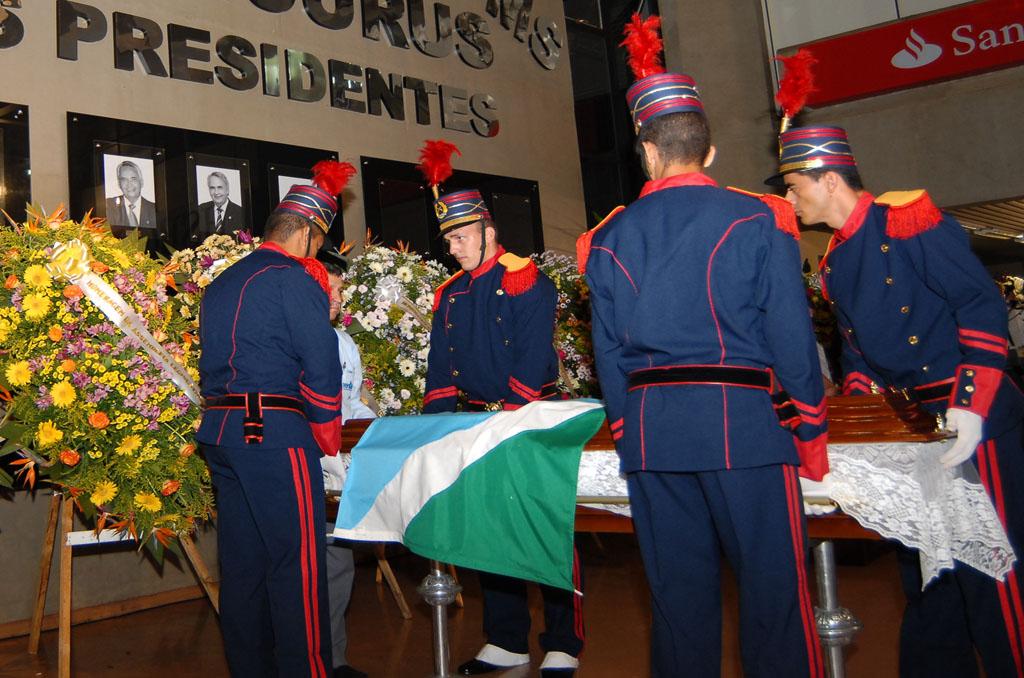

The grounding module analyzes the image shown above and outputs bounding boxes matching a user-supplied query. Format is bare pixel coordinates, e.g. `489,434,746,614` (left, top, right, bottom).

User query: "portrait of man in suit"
196,170,245,237
105,159,157,237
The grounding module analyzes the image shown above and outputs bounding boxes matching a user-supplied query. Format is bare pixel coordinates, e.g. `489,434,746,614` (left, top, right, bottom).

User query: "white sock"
476,644,530,667
540,651,579,670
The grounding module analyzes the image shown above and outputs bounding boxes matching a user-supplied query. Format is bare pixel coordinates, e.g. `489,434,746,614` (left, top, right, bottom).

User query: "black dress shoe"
333,665,368,678
457,658,505,675
540,669,575,677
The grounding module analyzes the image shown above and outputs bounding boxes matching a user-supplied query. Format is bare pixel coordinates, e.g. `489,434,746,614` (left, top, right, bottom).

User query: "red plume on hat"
417,139,461,199
621,13,665,80
774,49,816,133
311,159,357,196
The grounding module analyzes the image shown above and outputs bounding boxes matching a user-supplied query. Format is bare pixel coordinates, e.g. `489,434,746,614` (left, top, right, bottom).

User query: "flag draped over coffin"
334,399,606,591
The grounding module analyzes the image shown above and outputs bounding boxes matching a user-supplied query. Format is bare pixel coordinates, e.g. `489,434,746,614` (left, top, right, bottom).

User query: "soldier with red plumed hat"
417,141,584,677
580,15,827,677
770,50,1024,677
198,160,355,678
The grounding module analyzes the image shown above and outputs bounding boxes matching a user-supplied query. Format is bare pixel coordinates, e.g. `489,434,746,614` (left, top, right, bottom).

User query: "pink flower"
237,230,253,244
342,313,353,327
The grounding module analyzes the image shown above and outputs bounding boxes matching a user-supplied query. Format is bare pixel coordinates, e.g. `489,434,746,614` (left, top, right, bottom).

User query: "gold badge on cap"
434,200,448,220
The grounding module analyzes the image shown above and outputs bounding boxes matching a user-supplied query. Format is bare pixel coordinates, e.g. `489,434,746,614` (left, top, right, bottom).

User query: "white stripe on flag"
334,399,602,541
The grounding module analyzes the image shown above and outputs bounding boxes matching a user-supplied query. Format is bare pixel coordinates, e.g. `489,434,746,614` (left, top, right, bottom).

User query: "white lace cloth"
337,441,1016,586
576,444,1016,587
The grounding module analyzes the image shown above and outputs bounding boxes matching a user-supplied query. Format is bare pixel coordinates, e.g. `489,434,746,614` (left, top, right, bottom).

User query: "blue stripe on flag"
337,411,495,528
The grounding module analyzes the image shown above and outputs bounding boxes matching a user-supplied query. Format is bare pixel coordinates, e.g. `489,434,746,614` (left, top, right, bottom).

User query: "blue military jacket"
582,173,828,478
197,243,343,454
423,247,559,412
825,191,1023,437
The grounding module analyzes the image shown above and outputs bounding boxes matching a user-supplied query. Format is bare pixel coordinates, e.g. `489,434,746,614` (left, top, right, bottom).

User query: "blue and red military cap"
273,160,356,234
765,125,859,186
621,14,703,132
274,184,338,235
434,189,492,235
626,72,703,131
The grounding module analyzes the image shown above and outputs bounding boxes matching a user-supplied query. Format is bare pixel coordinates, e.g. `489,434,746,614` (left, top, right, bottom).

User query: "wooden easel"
26,491,220,678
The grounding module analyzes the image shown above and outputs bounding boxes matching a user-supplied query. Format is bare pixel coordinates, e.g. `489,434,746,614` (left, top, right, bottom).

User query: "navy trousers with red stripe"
627,465,824,678
205,444,331,678
479,545,585,657
898,421,1024,678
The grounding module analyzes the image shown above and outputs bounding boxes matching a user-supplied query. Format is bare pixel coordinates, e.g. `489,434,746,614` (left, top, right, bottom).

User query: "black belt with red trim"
627,365,772,390
459,383,561,412
909,380,953,402
627,365,799,426
204,393,306,444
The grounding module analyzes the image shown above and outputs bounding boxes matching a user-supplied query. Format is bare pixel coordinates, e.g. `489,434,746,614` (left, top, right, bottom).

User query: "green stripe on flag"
402,407,605,591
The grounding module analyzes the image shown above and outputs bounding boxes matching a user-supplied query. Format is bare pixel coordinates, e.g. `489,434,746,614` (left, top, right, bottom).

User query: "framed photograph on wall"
92,140,167,239
267,163,313,208
186,153,252,243
0,103,31,224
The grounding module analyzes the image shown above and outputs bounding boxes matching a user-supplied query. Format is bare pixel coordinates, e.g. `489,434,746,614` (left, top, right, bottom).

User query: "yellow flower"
51,381,76,407
22,293,51,321
6,360,31,387
134,492,161,512
110,250,132,269
36,421,64,448
91,480,117,505
23,264,52,289
116,434,142,456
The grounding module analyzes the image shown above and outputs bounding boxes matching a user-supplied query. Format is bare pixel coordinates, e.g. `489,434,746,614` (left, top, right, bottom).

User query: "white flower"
400,389,411,400
396,266,413,283
369,262,384,274
398,359,415,377
358,284,368,293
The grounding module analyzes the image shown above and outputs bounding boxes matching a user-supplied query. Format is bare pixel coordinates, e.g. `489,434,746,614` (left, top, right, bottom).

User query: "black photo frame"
187,152,253,243
0,102,30,224
93,140,168,240
360,156,544,265
68,112,340,252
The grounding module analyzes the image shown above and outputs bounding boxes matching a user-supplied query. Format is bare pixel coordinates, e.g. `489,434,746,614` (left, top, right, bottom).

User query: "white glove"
939,407,984,468
321,454,348,493
800,473,838,515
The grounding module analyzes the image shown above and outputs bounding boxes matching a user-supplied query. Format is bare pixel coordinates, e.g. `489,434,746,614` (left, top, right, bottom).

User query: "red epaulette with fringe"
299,257,330,295
876,190,943,239
727,187,800,240
432,271,464,312
499,253,539,296
576,206,625,274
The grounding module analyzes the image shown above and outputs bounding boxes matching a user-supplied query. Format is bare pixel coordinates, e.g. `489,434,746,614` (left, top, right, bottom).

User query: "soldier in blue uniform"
422,190,584,677
771,125,1024,678
198,171,347,678
579,39,828,675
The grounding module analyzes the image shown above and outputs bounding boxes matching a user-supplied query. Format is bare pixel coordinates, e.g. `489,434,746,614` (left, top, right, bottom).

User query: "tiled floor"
0,534,905,677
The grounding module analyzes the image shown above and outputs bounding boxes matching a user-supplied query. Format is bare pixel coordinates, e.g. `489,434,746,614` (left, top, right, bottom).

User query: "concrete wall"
0,0,584,252
0,490,218,627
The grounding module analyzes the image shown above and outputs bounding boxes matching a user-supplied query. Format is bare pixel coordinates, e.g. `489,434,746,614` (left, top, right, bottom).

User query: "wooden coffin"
339,392,947,454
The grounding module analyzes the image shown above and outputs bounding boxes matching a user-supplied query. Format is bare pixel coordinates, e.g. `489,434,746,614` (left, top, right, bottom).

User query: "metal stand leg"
813,540,862,678
418,559,462,677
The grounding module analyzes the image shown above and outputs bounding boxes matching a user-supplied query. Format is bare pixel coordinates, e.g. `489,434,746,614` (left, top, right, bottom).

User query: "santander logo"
890,29,943,68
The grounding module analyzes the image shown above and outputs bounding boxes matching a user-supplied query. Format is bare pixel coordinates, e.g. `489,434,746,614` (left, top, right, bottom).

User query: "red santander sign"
791,0,1024,107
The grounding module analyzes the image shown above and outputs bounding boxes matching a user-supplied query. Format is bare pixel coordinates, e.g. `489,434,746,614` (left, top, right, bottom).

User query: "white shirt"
322,328,375,492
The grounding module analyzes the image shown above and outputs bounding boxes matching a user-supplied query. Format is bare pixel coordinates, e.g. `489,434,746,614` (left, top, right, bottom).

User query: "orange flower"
88,411,110,429
4,274,17,289
182,333,195,347
48,325,63,341
179,443,196,458
63,284,83,300
59,449,80,466
160,480,181,496
90,261,109,273
61,359,76,372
